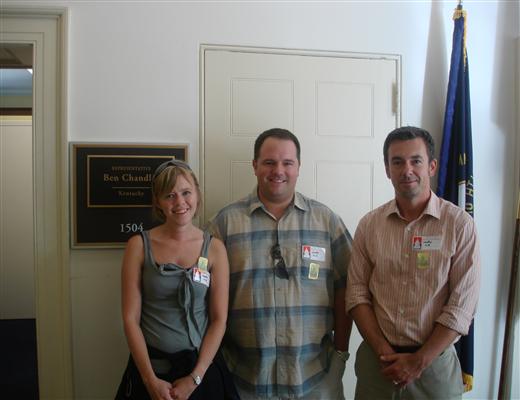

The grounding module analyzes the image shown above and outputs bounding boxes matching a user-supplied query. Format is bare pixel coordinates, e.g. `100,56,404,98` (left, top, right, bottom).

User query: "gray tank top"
140,230,211,354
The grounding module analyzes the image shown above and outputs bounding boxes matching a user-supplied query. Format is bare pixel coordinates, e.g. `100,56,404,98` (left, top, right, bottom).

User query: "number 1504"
120,223,144,233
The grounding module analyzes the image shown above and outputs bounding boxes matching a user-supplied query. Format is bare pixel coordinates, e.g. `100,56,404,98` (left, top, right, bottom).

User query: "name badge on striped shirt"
412,236,441,251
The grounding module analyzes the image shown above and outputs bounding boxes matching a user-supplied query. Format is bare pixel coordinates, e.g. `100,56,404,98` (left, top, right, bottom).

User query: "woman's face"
156,173,198,226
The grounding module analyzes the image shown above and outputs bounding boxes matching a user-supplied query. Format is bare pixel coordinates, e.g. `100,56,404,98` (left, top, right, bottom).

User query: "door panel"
232,78,294,134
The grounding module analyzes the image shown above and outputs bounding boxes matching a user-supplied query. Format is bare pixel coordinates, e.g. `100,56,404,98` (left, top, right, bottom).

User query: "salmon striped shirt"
346,191,480,346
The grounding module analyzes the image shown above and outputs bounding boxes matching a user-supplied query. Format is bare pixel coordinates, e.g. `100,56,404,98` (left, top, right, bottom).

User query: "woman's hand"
144,376,174,400
169,375,197,400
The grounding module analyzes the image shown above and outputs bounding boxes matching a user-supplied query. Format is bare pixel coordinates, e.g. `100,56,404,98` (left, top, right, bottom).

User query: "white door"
202,46,400,399
202,47,398,232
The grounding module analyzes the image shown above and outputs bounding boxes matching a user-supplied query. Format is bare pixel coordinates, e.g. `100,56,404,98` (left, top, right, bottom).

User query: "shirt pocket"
413,242,455,292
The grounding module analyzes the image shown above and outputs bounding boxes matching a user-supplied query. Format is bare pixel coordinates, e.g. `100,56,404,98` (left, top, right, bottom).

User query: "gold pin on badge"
416,252,429,269
197,257,208,271
309,263,320,280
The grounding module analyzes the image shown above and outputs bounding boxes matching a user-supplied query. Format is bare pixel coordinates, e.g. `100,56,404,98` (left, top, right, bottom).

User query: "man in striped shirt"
346,126,480,399
207,128,353,399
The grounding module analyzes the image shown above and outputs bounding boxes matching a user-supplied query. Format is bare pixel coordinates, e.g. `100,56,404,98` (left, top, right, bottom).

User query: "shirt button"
404,254,409,258
403,281,407,285
399,308,404,314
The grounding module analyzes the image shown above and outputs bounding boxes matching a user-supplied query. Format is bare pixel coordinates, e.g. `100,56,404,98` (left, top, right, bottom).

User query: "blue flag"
437,4,474,392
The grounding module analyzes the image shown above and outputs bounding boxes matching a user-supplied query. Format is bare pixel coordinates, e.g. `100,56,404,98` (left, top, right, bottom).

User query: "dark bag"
115,347,239,400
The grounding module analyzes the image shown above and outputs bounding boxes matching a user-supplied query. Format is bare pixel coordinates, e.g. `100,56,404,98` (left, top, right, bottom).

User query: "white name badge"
412,235,442,251
422,236,442,250
200,270,210,287
193,267,210,287
302,245,326,262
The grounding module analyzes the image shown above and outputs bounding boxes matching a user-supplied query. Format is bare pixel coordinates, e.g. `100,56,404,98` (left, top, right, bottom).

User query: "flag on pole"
437,3,475,392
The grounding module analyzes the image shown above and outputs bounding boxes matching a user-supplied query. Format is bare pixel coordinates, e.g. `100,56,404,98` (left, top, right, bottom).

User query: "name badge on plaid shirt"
302,245,326,261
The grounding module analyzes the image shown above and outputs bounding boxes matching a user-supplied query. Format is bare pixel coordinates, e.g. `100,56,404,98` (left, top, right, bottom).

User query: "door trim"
0,7,72,398
199,44,401,222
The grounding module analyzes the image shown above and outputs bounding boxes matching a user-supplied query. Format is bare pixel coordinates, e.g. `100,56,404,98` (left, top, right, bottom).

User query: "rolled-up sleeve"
436,216,481,335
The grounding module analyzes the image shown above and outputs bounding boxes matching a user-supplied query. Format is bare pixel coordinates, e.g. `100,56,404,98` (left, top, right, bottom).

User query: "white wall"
4,1,518,399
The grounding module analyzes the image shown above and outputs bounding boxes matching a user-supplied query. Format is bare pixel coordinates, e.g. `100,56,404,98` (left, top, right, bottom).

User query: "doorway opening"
0,43,38,398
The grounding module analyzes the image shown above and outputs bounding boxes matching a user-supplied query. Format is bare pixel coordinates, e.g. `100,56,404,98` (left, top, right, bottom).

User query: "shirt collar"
385,190,441,220
247,187,308,215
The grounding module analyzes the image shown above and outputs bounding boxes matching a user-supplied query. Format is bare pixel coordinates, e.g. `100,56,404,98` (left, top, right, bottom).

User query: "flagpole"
498,192,520,399
437,2,476,391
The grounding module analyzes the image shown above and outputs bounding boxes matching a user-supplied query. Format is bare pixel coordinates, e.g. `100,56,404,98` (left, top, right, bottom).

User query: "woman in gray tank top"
117,160,236,400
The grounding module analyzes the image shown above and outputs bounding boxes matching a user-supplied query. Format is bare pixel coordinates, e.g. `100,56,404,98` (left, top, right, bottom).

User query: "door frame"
1,7,72,398
199,44,401,222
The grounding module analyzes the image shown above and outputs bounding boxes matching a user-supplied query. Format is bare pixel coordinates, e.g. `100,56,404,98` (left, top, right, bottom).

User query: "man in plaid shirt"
207,128,353,399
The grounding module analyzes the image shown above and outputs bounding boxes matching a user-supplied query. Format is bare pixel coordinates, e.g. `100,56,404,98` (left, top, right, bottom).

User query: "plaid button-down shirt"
206,189,352,398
